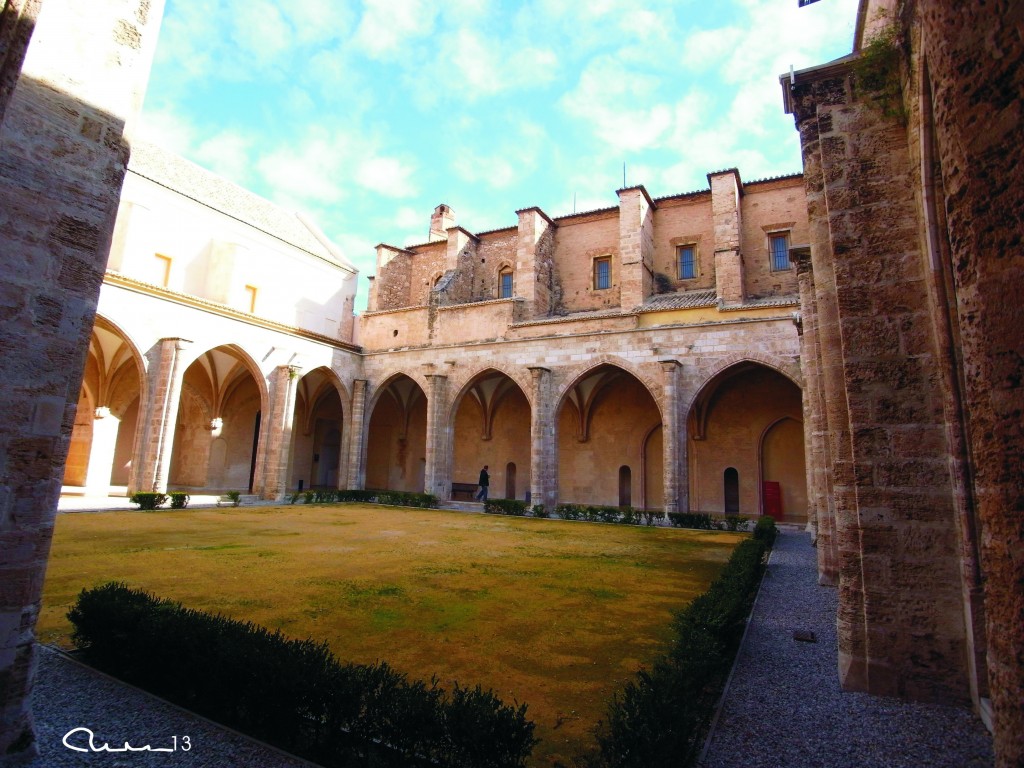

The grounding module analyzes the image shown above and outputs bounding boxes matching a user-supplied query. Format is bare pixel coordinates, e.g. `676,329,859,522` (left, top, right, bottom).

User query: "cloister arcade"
65,325,807,521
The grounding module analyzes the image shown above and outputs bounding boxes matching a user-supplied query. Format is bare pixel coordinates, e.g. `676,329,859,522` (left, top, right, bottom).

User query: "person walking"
475,465,490,501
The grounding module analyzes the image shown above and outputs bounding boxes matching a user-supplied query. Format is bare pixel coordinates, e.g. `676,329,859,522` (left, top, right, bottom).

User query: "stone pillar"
83,407,120,496
345,379,367,489
709,169,745,306
515,207,556,316
423,374,449,500
659,360,683,515
528,367,557,511
254,365,299,500
0,0,166,760
132,338,191,494
616,186,655,309
792,245,838,584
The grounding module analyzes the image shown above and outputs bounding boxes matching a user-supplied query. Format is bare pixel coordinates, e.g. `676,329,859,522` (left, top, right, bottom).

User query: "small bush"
556,504,584,521
753,515,777,545
303,490,316,504
485,498,528,516
619,507,638,525
226,490,242,506
531,504,550,519
722,515,747,532
68,583,537,767
667,512,714,530
642,510,661,526
288,491,302,504
168,492,190,509
129,492,167,511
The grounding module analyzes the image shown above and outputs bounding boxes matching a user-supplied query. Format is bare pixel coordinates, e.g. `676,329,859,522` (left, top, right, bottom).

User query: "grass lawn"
40,504,744,766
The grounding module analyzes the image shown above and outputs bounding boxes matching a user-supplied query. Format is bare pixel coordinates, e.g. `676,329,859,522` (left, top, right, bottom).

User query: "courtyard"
39,504,744,766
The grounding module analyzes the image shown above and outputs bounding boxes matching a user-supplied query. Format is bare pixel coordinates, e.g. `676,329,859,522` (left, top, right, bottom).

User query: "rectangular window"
770,233,790,271
244,284,258,313
594,257,610,290
677,245,696,279
154,254,172,287
499,270,513,299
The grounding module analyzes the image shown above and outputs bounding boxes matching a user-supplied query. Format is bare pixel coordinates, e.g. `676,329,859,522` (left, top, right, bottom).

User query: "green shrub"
168,492,190,509
531,504,549,518
667,512,714,530
556,504,584,521
129,492,167,511
619,507,638,525
642,510,660,526
288,491,302,504
753,515,777,545
592,534,773,767
485,498,528,516
722,515,747,532
303,490,316,504
68,583,537,768
226,490,241,506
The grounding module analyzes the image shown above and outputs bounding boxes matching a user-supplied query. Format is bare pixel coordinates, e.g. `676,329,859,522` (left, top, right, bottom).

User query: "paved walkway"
701,529,994,768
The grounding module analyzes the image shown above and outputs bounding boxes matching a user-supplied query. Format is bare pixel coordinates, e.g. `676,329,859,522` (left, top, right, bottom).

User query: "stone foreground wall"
785,1,1023,764
0,0,164,761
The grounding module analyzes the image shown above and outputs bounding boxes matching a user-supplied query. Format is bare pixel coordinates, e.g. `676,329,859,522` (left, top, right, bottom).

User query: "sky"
138,0,860,312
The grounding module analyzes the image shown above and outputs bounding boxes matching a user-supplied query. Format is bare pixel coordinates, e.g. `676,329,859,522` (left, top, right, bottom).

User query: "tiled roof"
720,295,799,310
637,290,718,311
127,142,354,270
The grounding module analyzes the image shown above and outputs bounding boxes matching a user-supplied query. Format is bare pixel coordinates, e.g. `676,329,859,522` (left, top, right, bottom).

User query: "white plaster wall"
109,173,356,339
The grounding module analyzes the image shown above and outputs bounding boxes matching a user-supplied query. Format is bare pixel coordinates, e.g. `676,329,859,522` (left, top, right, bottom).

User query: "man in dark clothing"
475,465,490,501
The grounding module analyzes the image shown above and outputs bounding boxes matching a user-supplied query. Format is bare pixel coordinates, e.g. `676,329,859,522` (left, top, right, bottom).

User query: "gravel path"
23,646,313,767
700,528,994,768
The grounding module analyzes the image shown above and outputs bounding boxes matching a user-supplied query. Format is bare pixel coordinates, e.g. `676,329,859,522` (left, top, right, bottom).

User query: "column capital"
791,244,813,275
658,359,681,372
528,366,551,379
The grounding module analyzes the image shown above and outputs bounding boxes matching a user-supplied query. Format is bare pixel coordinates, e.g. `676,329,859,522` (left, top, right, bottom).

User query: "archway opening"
366,374,428,493
450,369,530,500
724,467,739,514
688,361,805,520
170,345,263,492
290,368,345,490
62,317,144,495
557,364,661,508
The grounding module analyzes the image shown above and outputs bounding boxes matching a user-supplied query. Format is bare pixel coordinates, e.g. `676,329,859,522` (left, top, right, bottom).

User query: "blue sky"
139,0,859,312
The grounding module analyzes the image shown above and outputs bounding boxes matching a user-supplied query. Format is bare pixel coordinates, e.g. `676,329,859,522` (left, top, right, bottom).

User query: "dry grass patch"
40,504,743,766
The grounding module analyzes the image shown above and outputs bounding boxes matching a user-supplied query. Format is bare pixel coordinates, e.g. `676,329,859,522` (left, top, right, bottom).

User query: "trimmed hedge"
168,492,190,509
484,498,528,516
68,583,536,767
295,489,438,508
129,492,167,510
589,516,776,767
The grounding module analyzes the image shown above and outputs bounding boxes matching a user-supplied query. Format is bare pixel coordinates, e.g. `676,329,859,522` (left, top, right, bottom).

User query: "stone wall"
0,0,165,759
784,0,1023,762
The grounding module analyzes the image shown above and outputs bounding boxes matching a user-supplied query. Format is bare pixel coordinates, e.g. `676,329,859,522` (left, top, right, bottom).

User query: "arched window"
724,467,739,514
499,268,513,299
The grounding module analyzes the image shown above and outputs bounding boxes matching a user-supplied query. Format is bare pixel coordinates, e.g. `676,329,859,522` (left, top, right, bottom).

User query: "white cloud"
136,106,197,154
195,131,256,185
353,0,438,57
395,206,424,229
561,56,673,151
355,157,417,198
257,131,349,206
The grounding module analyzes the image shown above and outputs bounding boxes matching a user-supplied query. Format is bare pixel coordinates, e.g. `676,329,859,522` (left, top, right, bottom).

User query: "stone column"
658,360,683,515
132,338,191,494
254,365,299,500
792,245,838,584
528,366,557,511
423,374,449,500
0,0,167,759
345,379,367,489
83,406,120,496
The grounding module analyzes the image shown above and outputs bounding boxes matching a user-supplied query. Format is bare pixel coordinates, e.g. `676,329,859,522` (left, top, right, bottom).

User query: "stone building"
63,142,361,503
780,0,1022,764
65,149,811,524
357,175,809,518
